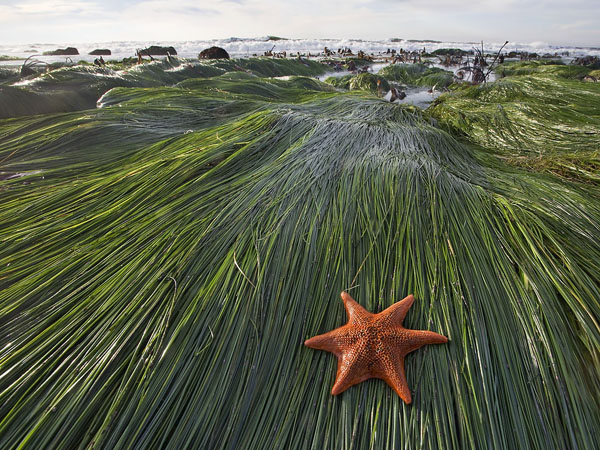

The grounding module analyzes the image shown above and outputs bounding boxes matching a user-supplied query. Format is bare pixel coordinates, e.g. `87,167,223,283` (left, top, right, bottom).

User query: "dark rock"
198,46,230,60
572,56,599,68
141,46,177,56
20,65,36,77
89,49,111,56
389,87,406,102
325,61,343,71
431,48,470,57
43,47,79,56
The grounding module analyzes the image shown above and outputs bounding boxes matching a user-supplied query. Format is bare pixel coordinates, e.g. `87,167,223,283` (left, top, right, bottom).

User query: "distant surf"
1,37,598,65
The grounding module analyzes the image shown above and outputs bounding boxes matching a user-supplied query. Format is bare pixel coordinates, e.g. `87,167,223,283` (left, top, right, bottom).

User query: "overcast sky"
0,0,598,46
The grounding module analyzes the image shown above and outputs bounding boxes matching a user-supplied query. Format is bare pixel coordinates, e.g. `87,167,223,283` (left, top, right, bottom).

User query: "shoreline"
1,36,599,66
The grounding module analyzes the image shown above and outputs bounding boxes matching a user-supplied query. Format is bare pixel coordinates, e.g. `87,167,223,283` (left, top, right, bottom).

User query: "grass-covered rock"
379,63,454,87
429,62,600,183
496,60,593,80
324,72,389,93
0,57,331,119
348,72,390,92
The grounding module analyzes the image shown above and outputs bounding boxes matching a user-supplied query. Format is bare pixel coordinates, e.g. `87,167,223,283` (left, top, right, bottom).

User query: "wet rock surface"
43,47,79,56
89,49,111,56
141,46,178,56
199,46,230,59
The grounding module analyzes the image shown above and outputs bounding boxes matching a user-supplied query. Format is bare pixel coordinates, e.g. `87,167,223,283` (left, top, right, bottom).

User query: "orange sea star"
305,291,448,404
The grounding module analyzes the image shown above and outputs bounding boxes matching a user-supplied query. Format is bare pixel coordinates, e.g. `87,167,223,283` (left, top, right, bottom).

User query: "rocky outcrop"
198,47,230,60
89,49,111,56
141,46,177,56
43,47,79,56
573,56,599,68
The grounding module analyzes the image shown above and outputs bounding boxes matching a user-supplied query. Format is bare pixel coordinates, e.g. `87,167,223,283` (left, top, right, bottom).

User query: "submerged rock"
89,49,111,56
199,47,230,60
141,46,177,56
44,47,79,56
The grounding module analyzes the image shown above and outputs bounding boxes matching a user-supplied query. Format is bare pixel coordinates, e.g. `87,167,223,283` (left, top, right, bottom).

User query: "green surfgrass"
1,60,599,449
429,62,600,184
0,57,330,119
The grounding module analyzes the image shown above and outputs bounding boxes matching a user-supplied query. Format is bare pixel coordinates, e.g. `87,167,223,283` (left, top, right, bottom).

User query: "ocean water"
1,37,598,65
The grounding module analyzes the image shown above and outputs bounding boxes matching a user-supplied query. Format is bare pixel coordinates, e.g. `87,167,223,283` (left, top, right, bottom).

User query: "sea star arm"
380,294,415,326
382,329,447,404
382,355,412,404
402,329,448,353
341,291,372,324
331,342,371,395
304,329,346,355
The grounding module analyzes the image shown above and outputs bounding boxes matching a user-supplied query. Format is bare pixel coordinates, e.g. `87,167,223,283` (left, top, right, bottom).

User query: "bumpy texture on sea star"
305,292,448,404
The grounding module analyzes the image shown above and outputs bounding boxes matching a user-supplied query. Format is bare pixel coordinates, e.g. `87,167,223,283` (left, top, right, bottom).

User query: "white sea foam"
1,38,598,66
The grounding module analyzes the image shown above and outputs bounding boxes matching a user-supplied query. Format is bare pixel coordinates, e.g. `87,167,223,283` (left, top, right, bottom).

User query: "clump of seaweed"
19,55,48,77
458,41,508,84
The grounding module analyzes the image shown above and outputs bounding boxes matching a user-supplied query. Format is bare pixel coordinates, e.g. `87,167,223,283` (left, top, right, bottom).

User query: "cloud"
0,0,597,46
557,19,597,32
122,0,219,15
3,0,101,16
